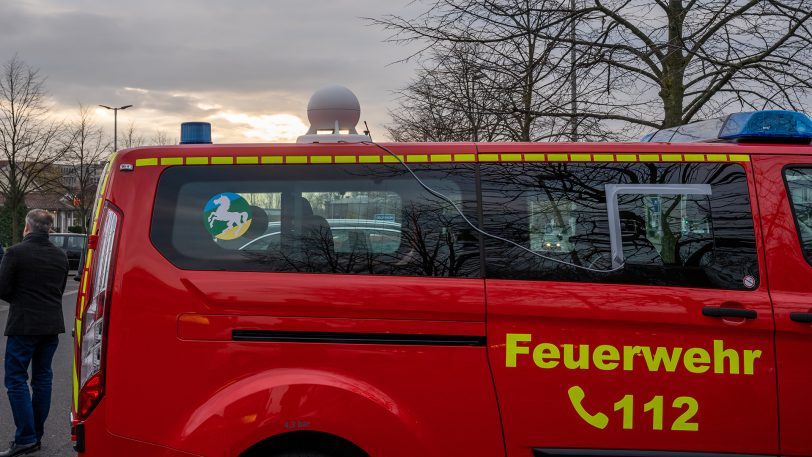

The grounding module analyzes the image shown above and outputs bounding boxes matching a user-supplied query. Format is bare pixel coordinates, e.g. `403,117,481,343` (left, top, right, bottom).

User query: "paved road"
0,276,79,457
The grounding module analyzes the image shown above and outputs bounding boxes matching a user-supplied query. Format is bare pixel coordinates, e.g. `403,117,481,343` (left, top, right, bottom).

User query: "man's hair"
26,209,54,234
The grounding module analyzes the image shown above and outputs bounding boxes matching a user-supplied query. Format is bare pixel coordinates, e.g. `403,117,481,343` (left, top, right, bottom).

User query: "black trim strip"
534,449,773,457
232,329,486,346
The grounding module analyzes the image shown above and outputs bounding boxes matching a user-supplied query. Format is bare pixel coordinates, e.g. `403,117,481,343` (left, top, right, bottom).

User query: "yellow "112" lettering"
613,394,699,431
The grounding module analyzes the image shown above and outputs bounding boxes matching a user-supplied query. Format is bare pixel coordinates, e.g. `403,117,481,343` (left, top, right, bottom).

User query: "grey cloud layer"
1,0,421,140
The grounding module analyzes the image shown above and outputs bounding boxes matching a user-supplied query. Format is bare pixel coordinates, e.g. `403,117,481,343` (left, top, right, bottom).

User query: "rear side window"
480,162,759,290
784,167,812,264
49,235,65,248
151,164,480,277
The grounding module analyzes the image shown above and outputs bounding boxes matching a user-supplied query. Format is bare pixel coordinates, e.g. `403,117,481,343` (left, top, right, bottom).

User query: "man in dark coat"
0,209,68,456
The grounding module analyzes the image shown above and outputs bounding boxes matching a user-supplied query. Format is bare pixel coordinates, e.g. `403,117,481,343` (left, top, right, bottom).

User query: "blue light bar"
641,110,812,144
180,122,212,144
719,110,812,142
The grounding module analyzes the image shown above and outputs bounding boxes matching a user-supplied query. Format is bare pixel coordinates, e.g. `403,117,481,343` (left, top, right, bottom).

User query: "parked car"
49,233,86,270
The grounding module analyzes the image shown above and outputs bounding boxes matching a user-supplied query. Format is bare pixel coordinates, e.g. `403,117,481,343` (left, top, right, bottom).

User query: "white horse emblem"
208,195,249,232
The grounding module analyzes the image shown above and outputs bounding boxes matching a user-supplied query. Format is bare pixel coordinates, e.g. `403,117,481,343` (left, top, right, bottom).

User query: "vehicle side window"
151,164,480,278
784,167,812,264
480,162,759,290
49,235,65,248
67,236,85,249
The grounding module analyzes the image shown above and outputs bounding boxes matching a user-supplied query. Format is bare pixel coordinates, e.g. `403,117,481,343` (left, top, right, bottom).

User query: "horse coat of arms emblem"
203,192,252,240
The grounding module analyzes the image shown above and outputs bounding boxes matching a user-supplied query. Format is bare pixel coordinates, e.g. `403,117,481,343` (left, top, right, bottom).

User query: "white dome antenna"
297,85,372,143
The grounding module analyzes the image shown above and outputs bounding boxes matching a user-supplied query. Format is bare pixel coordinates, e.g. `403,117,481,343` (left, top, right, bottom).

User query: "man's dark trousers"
4,335,59,445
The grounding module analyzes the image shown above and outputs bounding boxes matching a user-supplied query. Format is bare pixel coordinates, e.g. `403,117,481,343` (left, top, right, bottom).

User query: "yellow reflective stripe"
135,158,158,166
236,156,259,164
130,152,753,166
186,157,208,165
382,155,403,163
501,153,522,162
211,156,233,165
73,317,81,411
729,154,750,162
160,157,183,165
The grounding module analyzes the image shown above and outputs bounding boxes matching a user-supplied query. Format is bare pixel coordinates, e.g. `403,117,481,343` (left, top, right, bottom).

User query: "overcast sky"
1,0,422,143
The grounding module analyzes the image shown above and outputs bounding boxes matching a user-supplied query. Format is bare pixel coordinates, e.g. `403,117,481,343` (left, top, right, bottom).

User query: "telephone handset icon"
567,386,609,430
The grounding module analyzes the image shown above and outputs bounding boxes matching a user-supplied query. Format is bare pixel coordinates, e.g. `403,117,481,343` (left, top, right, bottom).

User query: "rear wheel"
271,453,333,457
269,449,364,457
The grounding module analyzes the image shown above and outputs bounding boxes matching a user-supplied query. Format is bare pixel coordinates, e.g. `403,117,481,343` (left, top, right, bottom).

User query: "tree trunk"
11,200,21,243
660,0,687,128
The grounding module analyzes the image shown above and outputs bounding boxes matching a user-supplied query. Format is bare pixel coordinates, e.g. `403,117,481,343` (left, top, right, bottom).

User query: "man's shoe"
0,440,39,457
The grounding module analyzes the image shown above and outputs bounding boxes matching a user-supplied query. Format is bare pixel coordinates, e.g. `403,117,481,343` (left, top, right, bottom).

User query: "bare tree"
119,121,145,149
377,0,812,140
374,0,623,141
544,0,812,131
0,55,67,242
150,130,176,146
61,104,110,232
388,43,505,141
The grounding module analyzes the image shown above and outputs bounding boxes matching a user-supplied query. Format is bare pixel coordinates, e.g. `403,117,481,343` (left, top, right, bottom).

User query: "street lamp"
99,104,133,152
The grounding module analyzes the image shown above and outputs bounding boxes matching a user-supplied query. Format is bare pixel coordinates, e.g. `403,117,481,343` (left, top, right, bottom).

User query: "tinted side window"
480,162,758,290
784,167,812,264
49,235,65,248
151,164,480,277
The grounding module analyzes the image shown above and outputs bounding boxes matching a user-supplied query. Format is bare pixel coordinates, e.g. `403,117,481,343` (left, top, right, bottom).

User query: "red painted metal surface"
76,143,504,457
72,141,812,457
753,155,812,457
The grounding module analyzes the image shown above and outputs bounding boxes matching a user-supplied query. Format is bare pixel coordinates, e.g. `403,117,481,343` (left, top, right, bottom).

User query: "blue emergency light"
642,110,812,144
180,122,212,144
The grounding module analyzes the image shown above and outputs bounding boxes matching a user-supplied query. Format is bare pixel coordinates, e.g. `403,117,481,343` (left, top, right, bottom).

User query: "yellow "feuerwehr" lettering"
505,334,762,375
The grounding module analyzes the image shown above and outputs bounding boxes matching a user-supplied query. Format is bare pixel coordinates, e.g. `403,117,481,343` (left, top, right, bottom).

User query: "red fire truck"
72,100,812,456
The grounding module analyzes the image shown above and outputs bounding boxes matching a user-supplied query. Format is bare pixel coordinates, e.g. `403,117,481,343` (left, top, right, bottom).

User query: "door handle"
702,307,757,319
790,312,812,323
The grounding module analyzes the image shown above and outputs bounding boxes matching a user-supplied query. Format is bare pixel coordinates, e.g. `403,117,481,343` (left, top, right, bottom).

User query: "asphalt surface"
0,275,79,457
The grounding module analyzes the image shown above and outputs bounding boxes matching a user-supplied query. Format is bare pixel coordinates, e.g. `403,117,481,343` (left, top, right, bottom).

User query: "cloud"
213,112,307,143
1,0,424,143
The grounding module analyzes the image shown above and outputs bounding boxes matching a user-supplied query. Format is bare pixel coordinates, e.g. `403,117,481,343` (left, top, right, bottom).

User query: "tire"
270,452,335,457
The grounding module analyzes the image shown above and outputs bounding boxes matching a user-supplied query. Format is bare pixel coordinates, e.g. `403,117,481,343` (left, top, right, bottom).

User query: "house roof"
0,192,76,211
